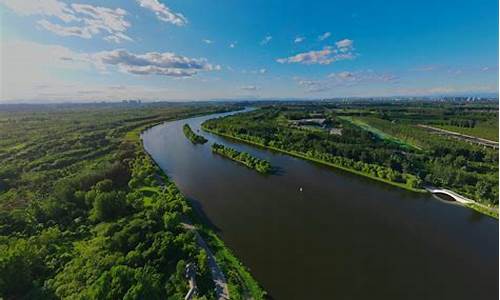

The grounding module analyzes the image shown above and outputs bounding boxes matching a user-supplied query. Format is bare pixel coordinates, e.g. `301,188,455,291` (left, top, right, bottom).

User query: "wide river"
142,109,498,300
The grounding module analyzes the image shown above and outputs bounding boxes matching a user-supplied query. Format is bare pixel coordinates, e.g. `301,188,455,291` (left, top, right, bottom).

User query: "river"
142,109,498,300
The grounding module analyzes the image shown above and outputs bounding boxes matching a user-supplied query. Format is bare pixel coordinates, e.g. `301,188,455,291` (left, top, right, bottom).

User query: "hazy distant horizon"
1,93,498,105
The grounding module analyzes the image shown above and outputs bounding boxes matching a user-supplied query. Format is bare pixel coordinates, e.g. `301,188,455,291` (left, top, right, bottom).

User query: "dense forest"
211,143,272,174
0,100,497,299
183,124,208,144
202,102,498,216
0,103,264,299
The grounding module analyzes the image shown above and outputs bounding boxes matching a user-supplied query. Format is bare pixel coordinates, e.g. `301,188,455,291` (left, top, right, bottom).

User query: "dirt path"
184,263,197,300
417,124,499,149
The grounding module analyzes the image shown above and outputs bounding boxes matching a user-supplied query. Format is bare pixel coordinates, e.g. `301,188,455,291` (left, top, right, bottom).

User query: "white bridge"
425,186,475,204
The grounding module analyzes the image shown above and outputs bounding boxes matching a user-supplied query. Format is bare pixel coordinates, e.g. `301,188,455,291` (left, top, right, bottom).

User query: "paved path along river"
143,109,498,300
182,223,230,300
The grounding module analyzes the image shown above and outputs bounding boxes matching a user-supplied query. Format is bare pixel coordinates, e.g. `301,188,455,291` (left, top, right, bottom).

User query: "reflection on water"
142,109,499,300
433,193,457,202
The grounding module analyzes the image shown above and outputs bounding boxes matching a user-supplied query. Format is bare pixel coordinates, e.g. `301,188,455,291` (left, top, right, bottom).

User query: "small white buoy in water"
299,187,303,192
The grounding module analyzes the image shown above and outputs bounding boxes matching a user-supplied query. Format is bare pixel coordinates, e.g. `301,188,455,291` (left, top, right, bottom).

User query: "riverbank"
135,112,266,299
202,126,425,193
466,203,499,219
425,187,498,219
142,108,498,299
203,126,500,219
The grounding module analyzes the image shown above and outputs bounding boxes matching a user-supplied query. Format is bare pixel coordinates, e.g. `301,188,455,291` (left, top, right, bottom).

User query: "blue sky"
0,0,498,102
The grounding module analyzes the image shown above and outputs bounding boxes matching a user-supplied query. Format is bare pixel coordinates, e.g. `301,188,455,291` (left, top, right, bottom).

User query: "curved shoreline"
139,108,266,299
202,126,425,193
202,126,499,219
141,107,498,299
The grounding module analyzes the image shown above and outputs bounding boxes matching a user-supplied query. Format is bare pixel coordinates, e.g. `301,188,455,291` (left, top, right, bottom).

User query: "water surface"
142,109,498,300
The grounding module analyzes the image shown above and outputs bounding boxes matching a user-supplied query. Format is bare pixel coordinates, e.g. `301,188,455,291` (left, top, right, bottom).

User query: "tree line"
211,143,272,174
202,105,498,208
183,124,207,144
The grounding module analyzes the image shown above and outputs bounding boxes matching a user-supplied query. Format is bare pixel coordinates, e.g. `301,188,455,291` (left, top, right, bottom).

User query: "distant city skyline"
1,0,498,102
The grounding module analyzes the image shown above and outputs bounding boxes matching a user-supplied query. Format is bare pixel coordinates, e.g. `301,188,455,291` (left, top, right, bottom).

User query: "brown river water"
142,109,498,300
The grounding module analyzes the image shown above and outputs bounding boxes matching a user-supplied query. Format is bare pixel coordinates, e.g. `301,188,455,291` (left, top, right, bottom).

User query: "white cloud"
328,70,398,83
241,85,257,91
93,49,220,77
277,39,355,65
294,36,305,43
0,0,76,22
37,19,91,38
296,70,398,93
318,32,331,41
229,41,237,48
202,39,214,44
335,39,353,51
480,66,498,72
297,80,329,93
331,71,355,79
276,48,352,65
136,0,187,26
2,0,132,43
260,35,272,45
0,40,221,101
104,33,133,43
72,4,131,39
243,68,267,75
277,48,332,64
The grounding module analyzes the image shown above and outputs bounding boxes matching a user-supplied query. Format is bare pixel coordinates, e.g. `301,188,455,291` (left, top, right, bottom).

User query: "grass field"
338,116,421,150
434,123,498,142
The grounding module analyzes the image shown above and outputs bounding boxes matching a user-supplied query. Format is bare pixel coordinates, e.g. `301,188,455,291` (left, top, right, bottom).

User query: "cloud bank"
93,49,220,77
1,0,132,43
277,39,356,65
296,70,398,93
1,0,188,42
318,32,331,41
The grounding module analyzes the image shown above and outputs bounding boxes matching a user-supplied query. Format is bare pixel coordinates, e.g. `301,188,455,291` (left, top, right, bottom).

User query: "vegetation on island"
183,124,208,144
0,103,264,299
211,143,272,174
202,102,498,217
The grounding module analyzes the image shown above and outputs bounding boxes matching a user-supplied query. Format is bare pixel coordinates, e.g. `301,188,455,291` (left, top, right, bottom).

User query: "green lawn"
138,186,161,193
339,116,421,150
138,186,160,206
